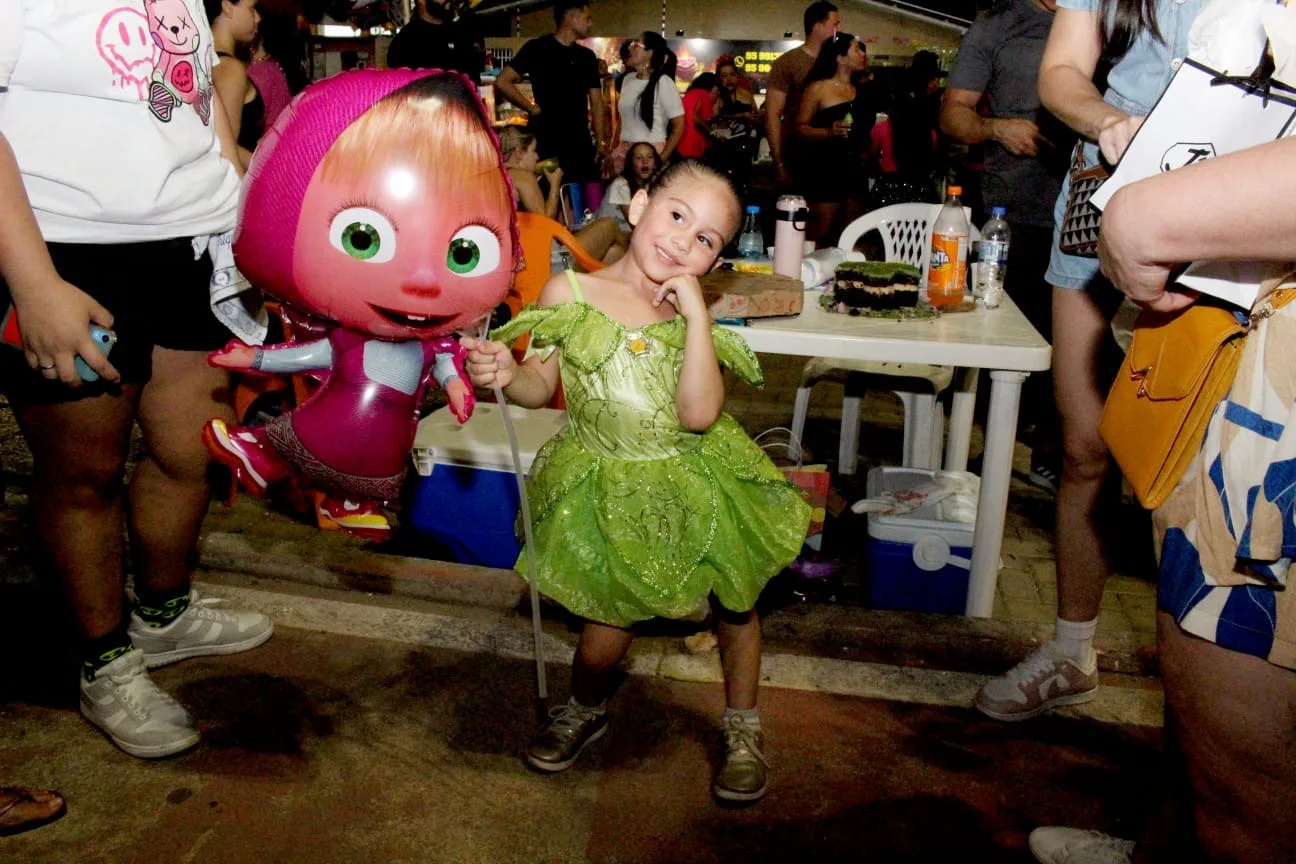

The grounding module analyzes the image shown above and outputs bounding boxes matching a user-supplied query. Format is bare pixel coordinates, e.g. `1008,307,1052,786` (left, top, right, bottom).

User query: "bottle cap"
948,185,962,196
746,205,760,214
990,205,1006,217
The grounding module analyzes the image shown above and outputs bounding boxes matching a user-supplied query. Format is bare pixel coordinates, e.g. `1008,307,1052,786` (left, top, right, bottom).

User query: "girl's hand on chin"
653,275,709,322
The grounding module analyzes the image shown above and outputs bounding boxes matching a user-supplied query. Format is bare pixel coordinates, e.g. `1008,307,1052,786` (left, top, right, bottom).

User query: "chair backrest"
836,203,981,286
505,211,607,411
507,211,606,318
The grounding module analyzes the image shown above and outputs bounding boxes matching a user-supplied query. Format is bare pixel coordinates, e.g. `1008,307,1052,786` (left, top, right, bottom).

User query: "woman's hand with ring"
13,273,119,386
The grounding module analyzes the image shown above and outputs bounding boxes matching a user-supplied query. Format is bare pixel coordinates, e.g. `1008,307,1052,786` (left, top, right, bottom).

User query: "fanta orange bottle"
926,185,969,309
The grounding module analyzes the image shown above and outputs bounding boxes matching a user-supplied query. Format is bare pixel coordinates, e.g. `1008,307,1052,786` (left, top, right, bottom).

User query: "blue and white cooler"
863,466,980,615
408,403,567,569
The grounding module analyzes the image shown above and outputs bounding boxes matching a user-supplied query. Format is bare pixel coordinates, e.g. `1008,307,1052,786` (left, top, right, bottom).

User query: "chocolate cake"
827,261,922,312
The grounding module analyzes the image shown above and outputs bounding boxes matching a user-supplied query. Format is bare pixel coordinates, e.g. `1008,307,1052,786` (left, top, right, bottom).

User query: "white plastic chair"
790,203,979,475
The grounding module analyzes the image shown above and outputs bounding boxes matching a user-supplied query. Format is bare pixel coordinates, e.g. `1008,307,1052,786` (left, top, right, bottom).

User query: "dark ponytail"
1098,0,1162,59
637,31,677,131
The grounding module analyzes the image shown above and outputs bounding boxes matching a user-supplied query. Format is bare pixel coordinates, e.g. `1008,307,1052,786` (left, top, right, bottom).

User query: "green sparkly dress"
490,272,811,628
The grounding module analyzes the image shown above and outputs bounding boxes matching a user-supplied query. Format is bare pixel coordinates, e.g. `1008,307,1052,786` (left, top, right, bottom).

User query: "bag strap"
1070,142,1088,173
753,426,805,467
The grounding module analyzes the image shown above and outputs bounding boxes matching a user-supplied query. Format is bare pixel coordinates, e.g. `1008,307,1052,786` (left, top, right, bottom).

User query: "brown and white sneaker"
975,642,1098,721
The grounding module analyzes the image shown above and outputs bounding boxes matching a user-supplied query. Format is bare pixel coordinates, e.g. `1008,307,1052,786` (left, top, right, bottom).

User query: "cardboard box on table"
701,268,804,321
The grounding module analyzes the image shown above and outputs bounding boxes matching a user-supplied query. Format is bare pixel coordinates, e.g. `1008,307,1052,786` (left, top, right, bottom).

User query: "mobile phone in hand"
1,303,117,382
75,326,117,382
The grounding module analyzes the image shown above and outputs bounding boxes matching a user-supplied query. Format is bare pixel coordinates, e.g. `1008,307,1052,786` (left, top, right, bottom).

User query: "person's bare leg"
836,198,865,247
1158,611,1296,863
128,347,232,597
527,619,631,772
713,604,767,802
602,232,629,264
974,287,1109,721
1052,285,1113,623
716,607,761,710
574,217,623,264
807,202,840,245
570,621,635,707
12,389,140,641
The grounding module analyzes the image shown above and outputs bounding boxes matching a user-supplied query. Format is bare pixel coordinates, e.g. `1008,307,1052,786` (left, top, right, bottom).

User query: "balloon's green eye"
447,238,480,274
341,223,380,260
445,225,502,278
328,207,396,263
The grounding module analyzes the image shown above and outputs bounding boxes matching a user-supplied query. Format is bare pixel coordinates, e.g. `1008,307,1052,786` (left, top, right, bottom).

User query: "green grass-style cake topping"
833,261,922,282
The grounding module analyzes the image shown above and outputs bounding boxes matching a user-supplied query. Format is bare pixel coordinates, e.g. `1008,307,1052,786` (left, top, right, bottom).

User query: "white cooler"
864,466,978,614
408,403,566,568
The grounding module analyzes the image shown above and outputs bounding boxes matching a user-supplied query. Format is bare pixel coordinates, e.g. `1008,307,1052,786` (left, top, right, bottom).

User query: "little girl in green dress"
461,160,810,803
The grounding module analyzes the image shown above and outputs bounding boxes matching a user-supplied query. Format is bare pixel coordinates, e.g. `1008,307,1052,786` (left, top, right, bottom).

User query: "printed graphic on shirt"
96,0,213,125
96,8,155,100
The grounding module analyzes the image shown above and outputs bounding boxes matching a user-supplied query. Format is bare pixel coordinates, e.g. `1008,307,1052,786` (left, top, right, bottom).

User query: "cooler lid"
411,403,567,475
864,466,977,547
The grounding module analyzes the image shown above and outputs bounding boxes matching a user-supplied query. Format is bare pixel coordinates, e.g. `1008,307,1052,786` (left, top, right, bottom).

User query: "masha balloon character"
203,69,517,539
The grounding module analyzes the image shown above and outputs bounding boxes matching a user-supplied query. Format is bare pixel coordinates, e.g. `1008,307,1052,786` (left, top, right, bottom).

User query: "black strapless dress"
217,52,265,151
797,101,864,204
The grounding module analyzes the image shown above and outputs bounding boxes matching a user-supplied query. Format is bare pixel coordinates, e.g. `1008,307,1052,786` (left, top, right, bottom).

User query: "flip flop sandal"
0,786,66,836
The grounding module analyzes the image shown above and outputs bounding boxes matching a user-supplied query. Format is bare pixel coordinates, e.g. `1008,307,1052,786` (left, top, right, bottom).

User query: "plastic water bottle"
976,205,1010,309
926,185,970,309
737,205,764,259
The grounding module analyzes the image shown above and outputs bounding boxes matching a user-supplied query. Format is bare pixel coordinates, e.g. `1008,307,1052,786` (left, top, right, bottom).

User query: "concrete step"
191,570,1165,729
196,498,1158,680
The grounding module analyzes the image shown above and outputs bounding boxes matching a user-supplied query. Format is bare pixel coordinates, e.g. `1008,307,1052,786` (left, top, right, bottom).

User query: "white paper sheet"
1090,61,1296,212
1089,59,1296,307
1177,260,1291,308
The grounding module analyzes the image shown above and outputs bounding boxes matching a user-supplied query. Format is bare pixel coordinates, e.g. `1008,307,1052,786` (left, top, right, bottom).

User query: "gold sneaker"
525,699,608,772
713,714,769,803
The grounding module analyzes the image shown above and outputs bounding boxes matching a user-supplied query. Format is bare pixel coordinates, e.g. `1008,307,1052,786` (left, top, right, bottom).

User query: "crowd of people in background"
476,1,955,244
4,0,1294,859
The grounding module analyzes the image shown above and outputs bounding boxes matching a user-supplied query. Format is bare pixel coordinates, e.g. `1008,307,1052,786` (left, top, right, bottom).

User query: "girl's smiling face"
293,155,514,340
627,172,739,283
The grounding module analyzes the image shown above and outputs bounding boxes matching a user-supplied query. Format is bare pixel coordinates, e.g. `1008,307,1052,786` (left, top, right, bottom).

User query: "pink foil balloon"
204,69,517,538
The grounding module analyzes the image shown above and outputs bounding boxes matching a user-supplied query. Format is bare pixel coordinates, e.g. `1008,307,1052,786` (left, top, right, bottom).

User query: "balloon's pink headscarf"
234,68,519,300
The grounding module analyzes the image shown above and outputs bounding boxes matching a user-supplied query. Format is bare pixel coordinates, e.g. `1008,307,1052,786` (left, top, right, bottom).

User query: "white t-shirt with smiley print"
0,0,241,243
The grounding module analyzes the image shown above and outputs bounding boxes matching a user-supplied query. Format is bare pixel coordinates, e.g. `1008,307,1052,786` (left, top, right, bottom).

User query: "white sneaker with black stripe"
80,649,200,759
128,589,273,669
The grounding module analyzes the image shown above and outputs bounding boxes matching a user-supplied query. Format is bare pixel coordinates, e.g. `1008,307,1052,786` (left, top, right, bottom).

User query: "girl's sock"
723,706,761,729
1053,616,1098,664
571,696,606,714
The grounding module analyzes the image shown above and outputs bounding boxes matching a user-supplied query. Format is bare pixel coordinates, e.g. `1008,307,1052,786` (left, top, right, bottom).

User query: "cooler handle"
911,535,971,572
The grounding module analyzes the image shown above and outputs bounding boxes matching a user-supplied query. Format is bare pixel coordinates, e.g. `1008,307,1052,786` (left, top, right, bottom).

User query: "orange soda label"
927,232,968,307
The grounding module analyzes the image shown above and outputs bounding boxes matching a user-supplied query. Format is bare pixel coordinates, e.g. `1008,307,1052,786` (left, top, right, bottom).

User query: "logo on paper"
1161,142,1216,173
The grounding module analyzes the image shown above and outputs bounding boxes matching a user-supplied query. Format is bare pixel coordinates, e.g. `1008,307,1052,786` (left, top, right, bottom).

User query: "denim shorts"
1045,139,1103,291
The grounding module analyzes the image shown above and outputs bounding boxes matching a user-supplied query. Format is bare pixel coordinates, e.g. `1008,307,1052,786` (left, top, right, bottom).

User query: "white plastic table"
722,289,1052,618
